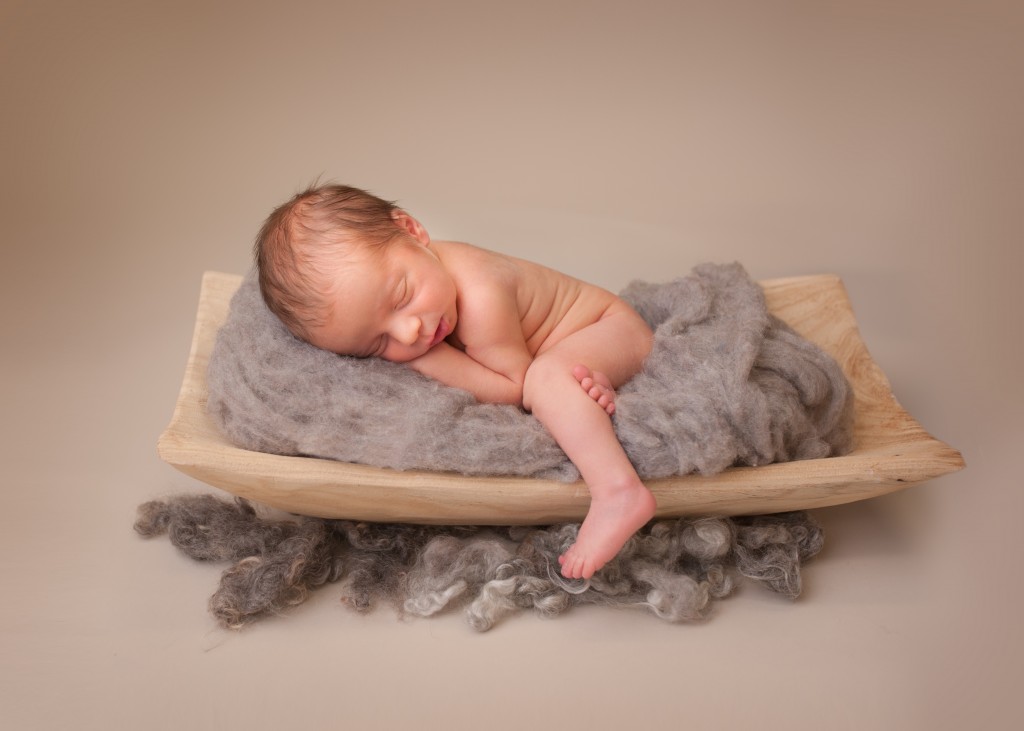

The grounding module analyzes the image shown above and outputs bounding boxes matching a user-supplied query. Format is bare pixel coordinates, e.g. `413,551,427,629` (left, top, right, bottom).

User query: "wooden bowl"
158,272,964,523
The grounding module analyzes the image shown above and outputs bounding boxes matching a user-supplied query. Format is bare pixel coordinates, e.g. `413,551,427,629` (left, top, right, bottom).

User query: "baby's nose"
393,315,422,345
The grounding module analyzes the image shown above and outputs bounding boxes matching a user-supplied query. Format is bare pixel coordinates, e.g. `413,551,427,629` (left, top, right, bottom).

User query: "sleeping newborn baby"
255,184,655,580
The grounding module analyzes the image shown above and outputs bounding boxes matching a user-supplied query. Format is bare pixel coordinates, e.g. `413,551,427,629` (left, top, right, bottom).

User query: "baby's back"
433,240,623,357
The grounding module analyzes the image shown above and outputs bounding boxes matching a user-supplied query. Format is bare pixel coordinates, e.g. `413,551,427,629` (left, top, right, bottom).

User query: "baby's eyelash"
395,279,412,309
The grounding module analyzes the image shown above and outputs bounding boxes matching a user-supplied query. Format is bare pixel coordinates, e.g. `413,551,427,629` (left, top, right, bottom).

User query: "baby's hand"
572,365,617,416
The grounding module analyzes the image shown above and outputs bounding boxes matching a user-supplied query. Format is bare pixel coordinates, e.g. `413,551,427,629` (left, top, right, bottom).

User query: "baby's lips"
430,318,451,347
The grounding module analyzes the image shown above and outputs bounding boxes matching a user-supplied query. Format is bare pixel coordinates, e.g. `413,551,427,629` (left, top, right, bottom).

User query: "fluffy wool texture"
135,494,825,630
207,262,853,479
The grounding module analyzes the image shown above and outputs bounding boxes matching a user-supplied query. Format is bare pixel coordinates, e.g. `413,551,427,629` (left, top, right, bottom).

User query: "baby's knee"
522,354,573,413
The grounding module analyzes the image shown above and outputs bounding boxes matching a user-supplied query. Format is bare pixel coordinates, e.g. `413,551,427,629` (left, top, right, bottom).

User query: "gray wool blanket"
207,263,853,480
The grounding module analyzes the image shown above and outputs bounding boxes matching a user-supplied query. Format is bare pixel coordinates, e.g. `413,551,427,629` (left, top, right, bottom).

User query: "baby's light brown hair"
254,184,401,339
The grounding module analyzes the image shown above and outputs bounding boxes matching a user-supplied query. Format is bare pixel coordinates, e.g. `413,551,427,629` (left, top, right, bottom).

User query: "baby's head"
254,184,402,341
255,183,454,362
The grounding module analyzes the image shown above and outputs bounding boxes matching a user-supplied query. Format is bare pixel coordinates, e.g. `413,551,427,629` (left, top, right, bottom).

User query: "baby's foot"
572,364,617,415
558,482,657,580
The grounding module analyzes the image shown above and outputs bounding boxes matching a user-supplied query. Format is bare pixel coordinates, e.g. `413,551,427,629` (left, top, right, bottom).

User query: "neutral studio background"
2,1,1021,728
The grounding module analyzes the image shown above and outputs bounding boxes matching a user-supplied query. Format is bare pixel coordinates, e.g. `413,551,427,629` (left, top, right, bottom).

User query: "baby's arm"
406,341,529,405
406,281,534,406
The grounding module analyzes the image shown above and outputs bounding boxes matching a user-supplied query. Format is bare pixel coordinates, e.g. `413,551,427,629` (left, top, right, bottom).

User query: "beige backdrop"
2,1,1021,728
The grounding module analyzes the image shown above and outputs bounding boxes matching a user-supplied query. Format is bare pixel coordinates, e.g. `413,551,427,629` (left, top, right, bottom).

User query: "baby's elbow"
508,379,525,409
505,394,526,410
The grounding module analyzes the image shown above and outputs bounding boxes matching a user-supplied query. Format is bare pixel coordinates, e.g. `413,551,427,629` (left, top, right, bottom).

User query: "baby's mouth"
429,318,451,347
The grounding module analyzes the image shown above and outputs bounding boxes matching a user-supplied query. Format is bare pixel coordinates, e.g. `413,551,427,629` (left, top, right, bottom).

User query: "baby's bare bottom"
523,305,655,580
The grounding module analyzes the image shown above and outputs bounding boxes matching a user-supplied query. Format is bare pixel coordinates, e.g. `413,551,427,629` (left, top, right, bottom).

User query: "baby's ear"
391,210,431,246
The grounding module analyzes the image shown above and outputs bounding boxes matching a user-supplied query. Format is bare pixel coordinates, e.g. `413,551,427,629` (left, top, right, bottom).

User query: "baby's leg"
524,306,655,580
573,365,617,415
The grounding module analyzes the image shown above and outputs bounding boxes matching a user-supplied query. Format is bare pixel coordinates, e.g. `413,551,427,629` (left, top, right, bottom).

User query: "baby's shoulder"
433,239,504,264
434,240,520,286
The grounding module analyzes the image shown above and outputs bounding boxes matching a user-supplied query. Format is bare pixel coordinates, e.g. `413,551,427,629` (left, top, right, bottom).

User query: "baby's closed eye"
395,279,412,309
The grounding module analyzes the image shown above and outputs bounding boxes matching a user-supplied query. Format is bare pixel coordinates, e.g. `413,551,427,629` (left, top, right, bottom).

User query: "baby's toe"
572,365,592,383
560,550,584,579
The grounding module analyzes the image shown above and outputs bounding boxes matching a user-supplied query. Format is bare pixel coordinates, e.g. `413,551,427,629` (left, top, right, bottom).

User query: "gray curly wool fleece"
207,262,853,479
135,494,825,630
